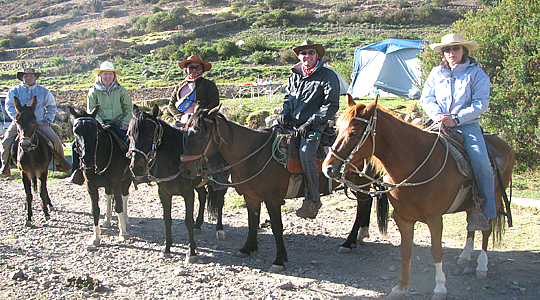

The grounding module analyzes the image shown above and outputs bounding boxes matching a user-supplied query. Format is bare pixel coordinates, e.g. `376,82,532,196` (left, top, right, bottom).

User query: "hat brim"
178,59,212,71
430,41,479,52
17,72,41,81
92,69,122,77
293,44,325,57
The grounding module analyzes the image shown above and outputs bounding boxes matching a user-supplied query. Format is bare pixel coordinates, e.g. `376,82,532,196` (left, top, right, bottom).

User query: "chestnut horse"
323,96,514,299
12,96,53,226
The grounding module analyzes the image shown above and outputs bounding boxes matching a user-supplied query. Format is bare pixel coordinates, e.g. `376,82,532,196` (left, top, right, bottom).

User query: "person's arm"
420,69,443,121
204,80,220,110
5,89,17,121
42,90,57,125
87,90,104,123
453,68,490,125
307,70,340,126
120,87,132,127
168,84,183,120
282,75,294,116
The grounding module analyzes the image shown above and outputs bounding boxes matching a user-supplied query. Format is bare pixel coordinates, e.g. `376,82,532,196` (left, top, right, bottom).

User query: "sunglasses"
442,46,462,53
186,64,203,70
299,50,317,56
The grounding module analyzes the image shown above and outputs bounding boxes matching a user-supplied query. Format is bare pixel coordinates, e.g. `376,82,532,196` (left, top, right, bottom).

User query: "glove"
296,122,313,138
277,114,291,127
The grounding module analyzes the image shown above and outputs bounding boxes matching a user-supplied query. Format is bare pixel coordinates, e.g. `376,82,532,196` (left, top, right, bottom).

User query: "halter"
328,110,450,196
74,117,114,175
17,123,39,152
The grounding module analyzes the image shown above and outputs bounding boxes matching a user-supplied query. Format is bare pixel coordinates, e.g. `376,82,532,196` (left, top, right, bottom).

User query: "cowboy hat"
293,40,326,57
178,55,212,71
92,61,122,77
16,68,41,81
430,33,479,52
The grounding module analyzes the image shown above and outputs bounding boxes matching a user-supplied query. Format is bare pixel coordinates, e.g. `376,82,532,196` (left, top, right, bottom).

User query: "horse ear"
13,96,22,112
90,104,100,118
68,106,79,118
151,104,160,119
347,93,356,107
208,104,222,118
365,96,378,116
132,104,140,116
29,95,37,112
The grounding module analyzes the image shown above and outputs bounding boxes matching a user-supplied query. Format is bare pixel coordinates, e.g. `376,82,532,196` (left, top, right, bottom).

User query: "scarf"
302,59,321,77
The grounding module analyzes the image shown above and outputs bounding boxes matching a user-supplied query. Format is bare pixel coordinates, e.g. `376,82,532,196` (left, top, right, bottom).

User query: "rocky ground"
1,175,539,300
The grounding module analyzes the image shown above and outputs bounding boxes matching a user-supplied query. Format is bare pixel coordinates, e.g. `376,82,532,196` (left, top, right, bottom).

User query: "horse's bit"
74,117,114,175
17,124,39,152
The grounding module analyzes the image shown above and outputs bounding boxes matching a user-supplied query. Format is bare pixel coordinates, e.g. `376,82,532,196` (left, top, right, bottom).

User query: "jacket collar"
292,59,325,77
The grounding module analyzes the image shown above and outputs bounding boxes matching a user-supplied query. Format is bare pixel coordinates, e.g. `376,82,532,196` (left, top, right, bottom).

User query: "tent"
324,65,349,95
348,38,427,99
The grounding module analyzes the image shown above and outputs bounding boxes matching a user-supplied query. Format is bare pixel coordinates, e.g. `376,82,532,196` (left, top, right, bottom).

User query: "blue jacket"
421,58,490,126
6,83,56,123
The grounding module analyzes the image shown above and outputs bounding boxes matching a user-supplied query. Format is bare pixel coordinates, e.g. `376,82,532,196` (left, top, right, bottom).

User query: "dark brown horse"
179,105,350,273
323,95,514,299
13,96,53,226
127,104,227,262
69,105,131,249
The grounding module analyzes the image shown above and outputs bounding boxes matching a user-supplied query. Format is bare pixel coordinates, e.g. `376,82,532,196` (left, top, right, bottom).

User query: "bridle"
126,117,183,183
16,121,39,152
327,109,450,196
74,117,113,175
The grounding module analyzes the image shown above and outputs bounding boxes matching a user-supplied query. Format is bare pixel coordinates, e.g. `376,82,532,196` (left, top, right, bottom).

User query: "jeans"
455,122,496,218
299,124,326,202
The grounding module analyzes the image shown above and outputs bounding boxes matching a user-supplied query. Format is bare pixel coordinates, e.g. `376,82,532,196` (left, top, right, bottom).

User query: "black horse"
12,96,53,226
127,104,227,262
69,105,132,249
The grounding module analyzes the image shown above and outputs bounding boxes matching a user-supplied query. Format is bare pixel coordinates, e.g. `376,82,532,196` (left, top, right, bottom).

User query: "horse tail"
32,176,38,193
375,183,389,235
207,186,225,221
491,211,506,246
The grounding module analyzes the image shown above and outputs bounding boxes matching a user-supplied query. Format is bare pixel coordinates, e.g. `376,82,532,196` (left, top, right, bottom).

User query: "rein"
127,117,183,183
328,110,450,196
17,126,39,152
74,117,114,175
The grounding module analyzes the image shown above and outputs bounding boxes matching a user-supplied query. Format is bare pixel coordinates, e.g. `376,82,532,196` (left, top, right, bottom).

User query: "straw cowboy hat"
92,61,122,77
430,33,479,52
293,40,326,57
178,55,212,71
16,68,41,81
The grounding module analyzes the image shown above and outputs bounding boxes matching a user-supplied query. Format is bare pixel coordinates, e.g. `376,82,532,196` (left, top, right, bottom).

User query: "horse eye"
349,131,359,137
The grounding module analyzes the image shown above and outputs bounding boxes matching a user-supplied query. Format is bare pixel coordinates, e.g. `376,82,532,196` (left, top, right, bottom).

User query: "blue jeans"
299,124,326,202
455,122,496,218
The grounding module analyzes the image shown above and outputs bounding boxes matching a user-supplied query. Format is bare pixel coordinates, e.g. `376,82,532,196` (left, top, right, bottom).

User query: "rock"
276,279,293,290
10,269,25,280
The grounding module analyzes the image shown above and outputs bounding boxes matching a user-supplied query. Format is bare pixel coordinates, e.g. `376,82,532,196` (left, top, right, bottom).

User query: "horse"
179,105,379,273
69,105,132,249
323,95,515,299
127,104,227,262
12,96,53,226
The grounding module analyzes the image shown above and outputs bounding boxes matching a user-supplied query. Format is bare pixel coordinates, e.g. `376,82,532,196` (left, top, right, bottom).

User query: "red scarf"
302,59,321,76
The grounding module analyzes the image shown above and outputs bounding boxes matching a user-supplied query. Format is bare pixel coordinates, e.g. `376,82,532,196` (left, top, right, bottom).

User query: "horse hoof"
476,271,487,279
457,257,470,265
119,234,129,242
268,264,284,273
462,266,475,275
102,220,112,228
338,246,352,254
431,292,447,300
387,286,406,300
45,215,51,221
216,230,226,241
25,220,32,227
235,251,250,258
185,255,198,264
87,239,100,249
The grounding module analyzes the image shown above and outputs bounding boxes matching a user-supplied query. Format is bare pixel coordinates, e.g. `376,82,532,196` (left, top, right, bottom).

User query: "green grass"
511,171,540,200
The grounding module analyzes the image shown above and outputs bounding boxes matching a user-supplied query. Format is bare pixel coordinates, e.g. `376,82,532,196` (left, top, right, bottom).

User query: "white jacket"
420,58,490,126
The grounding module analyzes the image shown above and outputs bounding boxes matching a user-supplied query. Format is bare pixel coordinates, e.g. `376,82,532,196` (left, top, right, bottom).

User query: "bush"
102,8,119,18
0,39,10,48
432,0,451,8
183,43,200,57
29,20,50,31
198,0,221,6
150,6,163,13
279,48,298,64
266,0,286,9
253,9,291,27
215,40,239,59
250,51,273,64
242,36,267,52
146,12,177,31
49,57,66,66
6,34,28,49
336,1,355,12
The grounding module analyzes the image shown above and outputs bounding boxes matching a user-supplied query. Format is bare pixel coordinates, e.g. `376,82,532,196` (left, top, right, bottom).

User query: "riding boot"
296,199,322,219
0,164,11,179
70,168,84,185
54,153,72,173
467,209,491,231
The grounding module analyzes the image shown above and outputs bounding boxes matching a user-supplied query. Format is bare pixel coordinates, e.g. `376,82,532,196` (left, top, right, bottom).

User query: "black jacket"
168,77,219,120
282,60,340,127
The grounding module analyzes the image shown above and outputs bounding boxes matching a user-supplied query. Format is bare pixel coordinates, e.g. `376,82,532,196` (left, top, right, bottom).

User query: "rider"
168,55,219,127
70,61,132,185
277,40,340,219
0,68,71,179
421,33,493,231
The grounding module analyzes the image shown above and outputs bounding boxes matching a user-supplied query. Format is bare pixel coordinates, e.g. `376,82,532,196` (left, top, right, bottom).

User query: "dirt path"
1,176,539,299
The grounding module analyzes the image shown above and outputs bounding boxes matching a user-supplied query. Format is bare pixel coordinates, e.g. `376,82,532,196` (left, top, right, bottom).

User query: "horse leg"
388,213,414,300
103,190,113,228
265,196,287,273
113,185,128,242
38,171,51,221
194,186,207,231
87,184,101,249
237,197,261,257
339,196,372,254
121,179,131,226
183,189,197,264
22,173,33,227
458,231,475,265
476,218,496,279
158,187,173,257
209,186,227,241
427,217,447,300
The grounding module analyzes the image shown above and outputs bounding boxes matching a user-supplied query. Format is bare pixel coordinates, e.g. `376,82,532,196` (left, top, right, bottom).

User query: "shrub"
7,34,28,48
29,20,50,31
250,51,273,64
215,40,239,59
392,0,411,8
146,12,177,32
200,45,217,59
0,39,10,48
336,1,355,12
150,6,163,13
432,0,451,8
198,0,221,6
279,48,298,64
102,8,119,18
266,0,286,9
49,57,66,66
242,36,267,52
183,43,200,57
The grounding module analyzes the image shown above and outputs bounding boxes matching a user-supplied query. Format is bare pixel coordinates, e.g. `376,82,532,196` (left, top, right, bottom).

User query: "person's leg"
37,123,71,172
0,123,18,178
459,123,496,218
70,140,84,185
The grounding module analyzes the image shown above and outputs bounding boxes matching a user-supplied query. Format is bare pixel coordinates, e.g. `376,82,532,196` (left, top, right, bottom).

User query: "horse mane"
184,109,228,134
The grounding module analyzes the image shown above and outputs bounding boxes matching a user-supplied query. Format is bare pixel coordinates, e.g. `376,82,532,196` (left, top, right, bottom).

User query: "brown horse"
12,96,53,226
323,95,514,299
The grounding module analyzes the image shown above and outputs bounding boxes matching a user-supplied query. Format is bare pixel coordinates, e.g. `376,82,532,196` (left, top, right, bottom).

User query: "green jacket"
87,83,132,126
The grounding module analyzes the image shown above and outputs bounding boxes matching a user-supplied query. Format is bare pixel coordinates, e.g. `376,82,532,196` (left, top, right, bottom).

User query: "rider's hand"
437,115,457,127
277,114,291,127
296,122,313,138
121,124,128,131
42,121,51,127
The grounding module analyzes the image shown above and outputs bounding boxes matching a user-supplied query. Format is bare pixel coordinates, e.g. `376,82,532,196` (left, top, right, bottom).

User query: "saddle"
102,124,129,154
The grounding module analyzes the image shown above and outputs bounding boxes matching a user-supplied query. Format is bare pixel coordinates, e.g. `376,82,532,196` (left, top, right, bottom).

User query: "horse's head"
127,104,162,178
323,93,378,180
69,105,101,169
179,104,223,179
14,96,38,152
